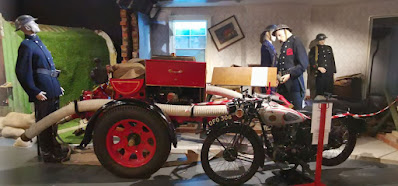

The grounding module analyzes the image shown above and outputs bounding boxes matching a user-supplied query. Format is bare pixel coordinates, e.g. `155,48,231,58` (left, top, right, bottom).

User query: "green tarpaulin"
1,16,109,113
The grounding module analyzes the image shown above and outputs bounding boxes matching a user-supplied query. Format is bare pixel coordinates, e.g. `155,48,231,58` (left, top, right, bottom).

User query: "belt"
36,68,61,78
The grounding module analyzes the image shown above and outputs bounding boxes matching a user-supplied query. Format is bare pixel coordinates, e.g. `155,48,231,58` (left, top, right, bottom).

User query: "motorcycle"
200,93,363,185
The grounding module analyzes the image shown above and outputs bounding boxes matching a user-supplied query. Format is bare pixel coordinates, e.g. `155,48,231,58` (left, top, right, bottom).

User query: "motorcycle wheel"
93,105,171,178
201,124,264,185
322,118,357,166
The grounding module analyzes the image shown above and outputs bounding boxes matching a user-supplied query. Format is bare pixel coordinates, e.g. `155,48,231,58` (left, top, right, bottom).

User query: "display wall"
151,0,398,94
138,12,152,60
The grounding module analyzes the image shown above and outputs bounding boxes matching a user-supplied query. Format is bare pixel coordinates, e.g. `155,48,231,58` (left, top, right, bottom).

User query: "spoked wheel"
94,105,171,178
322,118,357,166
105,119,156,167
201,124,264,185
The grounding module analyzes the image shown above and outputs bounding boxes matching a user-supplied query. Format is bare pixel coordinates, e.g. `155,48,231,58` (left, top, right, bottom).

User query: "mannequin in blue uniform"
259,24,277,93
260,24,277,67
15,15,69,163
272,24,308,109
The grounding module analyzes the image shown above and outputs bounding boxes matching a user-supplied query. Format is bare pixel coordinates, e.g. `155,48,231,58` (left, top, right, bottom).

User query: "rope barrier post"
314,102,327,186
297,100,330,186
294,97,398,186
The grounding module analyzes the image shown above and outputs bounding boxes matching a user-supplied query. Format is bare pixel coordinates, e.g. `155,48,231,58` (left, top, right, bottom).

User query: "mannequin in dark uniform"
260,24,277,93
272,24,308,109
14,15,69,162
309,33,336,96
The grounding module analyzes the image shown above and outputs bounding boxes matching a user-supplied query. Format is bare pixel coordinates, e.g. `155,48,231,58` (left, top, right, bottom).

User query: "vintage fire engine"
67,59,232,178
19,59,362,182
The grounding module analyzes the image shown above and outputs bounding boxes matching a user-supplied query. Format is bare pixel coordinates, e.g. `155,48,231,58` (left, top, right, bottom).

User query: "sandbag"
2,112,35,129
1,127,25,139
0,117,3,136
14,137,37,148
111,59,145,79
0,117,4,130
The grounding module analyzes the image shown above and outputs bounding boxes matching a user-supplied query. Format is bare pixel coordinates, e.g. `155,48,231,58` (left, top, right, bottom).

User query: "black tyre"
322,118,357,166
93,105,171,178
201,124,264,185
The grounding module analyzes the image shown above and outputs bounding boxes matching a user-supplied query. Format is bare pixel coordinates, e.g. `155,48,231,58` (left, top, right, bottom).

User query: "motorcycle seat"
297,106,312,116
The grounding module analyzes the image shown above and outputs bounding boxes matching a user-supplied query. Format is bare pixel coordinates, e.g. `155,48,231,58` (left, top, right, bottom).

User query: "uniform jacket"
15,35,62,102
277,35,308,93
261,40,277,67
309,44,336,76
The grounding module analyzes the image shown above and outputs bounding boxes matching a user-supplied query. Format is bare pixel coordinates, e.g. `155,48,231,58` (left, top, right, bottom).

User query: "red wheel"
94,105,171,178
106,119,157,168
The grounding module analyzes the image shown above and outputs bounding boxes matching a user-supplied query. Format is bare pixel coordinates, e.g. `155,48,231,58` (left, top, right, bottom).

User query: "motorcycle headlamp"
236,109,244,118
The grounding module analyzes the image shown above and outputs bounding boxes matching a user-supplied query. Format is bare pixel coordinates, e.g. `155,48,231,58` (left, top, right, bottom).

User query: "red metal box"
145,59,206,88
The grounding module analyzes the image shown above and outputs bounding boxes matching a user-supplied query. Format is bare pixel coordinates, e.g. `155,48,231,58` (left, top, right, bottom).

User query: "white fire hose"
206,84,242,99
156,104,228,117
20,85,239,142
21,99,112,142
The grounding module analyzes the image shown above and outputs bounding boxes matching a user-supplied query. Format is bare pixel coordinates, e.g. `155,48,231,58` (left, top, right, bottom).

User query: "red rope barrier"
331,97,398,119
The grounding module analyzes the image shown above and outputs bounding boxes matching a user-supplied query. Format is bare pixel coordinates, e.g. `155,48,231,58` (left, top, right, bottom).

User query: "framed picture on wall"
208,15,245,51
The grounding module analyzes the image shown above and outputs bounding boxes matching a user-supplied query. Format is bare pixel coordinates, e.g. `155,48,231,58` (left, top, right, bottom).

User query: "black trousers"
316,73,334,96
34,97,60,153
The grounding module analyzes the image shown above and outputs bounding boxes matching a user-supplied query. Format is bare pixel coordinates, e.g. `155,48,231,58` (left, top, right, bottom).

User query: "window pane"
190,36,206,49
190,22,207,35
174,22,190,35
173,21,207,61
175,36,189,49
191,27,206,35
176,28,190,35
176,49,205,62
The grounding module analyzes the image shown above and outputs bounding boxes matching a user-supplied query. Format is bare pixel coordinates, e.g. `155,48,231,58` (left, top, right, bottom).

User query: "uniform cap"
316,33,327,40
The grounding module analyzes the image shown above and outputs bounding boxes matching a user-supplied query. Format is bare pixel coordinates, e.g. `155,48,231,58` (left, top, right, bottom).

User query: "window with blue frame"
173,21,207,62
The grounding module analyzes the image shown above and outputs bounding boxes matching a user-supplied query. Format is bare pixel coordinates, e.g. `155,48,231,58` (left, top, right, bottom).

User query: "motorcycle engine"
270,120,316,163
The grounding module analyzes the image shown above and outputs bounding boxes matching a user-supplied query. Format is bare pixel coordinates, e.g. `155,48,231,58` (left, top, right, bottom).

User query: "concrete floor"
1,137,398,186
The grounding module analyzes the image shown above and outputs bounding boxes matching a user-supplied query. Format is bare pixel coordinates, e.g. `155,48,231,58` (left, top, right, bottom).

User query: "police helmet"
316,33,327,40
272,24,292,36
15,15,37,31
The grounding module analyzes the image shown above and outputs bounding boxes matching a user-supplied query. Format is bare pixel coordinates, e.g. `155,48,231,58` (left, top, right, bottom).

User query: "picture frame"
208,15,245,51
